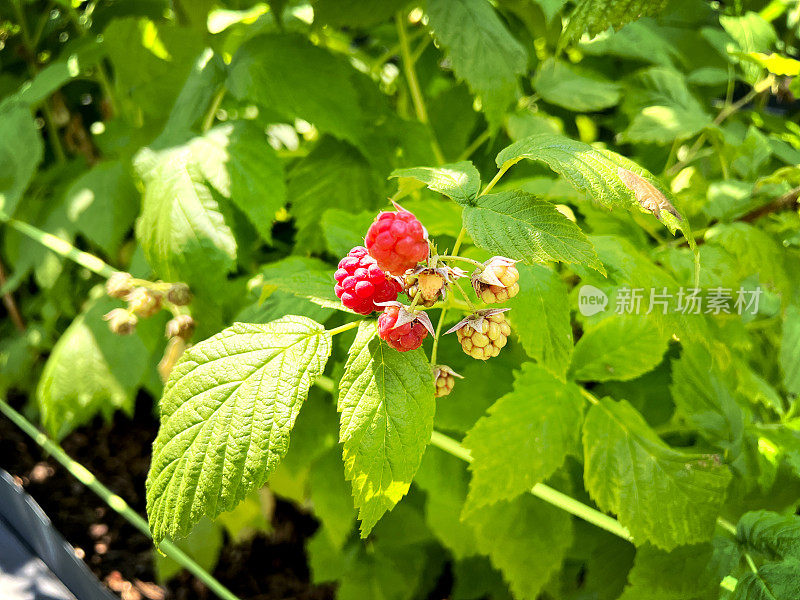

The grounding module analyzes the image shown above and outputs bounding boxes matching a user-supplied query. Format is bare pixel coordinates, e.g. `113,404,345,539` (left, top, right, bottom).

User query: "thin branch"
0,257,25,331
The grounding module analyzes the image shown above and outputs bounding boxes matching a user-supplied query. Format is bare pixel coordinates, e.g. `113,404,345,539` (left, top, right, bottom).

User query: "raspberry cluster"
378,305,429,352
472,257,520,304
433,366,461,398
104,272,194,341
454,311,511,360
365,207,429,275
334,247,402,314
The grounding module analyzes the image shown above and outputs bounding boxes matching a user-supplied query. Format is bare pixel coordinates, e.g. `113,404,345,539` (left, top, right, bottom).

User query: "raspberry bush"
2,1,800,599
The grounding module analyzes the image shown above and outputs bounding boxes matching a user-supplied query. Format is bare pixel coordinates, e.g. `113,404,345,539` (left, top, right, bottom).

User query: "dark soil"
0,394,336,600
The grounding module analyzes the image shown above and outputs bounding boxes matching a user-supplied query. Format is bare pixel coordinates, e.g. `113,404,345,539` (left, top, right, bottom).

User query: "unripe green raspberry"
455,311,511,360
103,308,137,335
105,272,134,299
166,282,192,306
126,287,162,318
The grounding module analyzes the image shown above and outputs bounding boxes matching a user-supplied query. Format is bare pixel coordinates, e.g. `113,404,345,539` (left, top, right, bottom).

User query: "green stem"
429,304,449,367
452,280,476,310
0,400,242,600
451,227,467,256
429,430,634,542
0,212,116,278
395,12,446,165
327,320,363,336
202,86,226,132
458,129,492,161
480,164,511,197
439,255,484,269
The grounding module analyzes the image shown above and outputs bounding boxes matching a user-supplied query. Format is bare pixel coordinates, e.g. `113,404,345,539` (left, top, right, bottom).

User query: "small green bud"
103,309,137,335
165,315,196,340
166,282,192,306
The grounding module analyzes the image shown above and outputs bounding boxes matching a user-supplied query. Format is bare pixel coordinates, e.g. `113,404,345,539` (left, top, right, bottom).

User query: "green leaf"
259,256,345,313
462,190,604,272
569,315,670,382
337,321,435,537
36,297,149,441
104,18,204,119
719,12,777,84
619,68,712,144
14,38,105,107
737,510,800,563
495,134,689,237
732,561,800,600
321,209,376,258
415,446,478,559
0,103,43,215
390,162,481,206
146,316,332,544
466,494,573,599
309,447,357,549
780,306,800,396
533,58,622,112
583,398,732,550
506,264,573,380
670,344,744,454
63,161,139,255
617,543,726,600
228,34,363,143
313,0,408,27
287,137,382,254
561,0,670,46
463,363,584,511
161,49,226,137
154,517,223,582
425,0,528,121
738,53,800,77
189,121,286,242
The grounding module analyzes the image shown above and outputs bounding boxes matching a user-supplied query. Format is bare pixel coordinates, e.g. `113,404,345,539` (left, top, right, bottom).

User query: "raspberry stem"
408,289,423,311
327,320,363,336
452,280,476,310
438,255,484,269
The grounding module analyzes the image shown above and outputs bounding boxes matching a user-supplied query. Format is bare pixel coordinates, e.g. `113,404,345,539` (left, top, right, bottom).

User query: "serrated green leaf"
506,264,573,380
463,363,584,511
390,162,481,206
146,316,332,544
425,0,528,121
228,34,363,143
561,0,670,46
732,560,800,600
337,321,435,536
737,510,800,563
719,12,777,84
583,398,732,550
569,315,670,382
37,297,149,441
495,134,690,239
462,190,604,272
780,306,800,396
533,58,622,112
0,103,43,215
465,494,573,599
414,446,478,559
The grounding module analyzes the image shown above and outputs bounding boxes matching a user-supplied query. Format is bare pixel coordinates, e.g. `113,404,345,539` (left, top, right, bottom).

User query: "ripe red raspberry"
365,206,429,276
334,247,401,314
378,305,429,352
